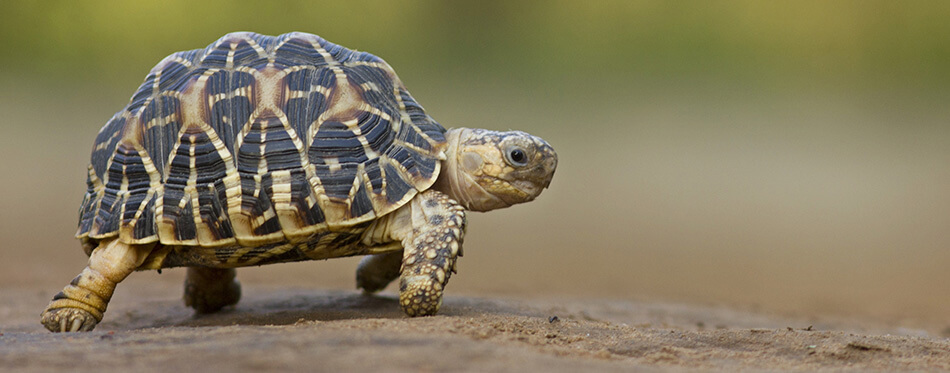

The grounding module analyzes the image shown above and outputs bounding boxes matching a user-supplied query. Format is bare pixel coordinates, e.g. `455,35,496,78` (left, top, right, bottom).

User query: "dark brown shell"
77,32,446,248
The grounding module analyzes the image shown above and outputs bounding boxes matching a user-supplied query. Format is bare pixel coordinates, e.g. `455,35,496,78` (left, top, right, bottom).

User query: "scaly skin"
433,128,557,212
356,190,466,316
397,191,464,316
41,239,152,332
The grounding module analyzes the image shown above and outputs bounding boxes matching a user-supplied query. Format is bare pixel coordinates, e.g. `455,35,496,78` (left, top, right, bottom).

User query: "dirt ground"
2,79,950,371
2,281,949,372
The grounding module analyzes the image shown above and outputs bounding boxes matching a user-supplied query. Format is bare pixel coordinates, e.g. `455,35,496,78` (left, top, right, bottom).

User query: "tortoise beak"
538,141,557,189
504,137,557,199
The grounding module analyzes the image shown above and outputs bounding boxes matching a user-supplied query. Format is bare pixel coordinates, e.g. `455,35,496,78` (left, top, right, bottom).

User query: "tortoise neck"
434,128,469,208
433,128,510,212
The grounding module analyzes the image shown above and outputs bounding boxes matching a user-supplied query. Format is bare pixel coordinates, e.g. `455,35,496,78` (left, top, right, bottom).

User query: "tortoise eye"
506,147,528,167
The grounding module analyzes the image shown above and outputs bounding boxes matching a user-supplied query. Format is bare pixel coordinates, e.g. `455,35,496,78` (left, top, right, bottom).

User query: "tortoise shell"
77,32,447,248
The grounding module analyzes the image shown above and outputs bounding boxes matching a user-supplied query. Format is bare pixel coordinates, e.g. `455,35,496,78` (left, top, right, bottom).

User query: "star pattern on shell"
77,32,448,248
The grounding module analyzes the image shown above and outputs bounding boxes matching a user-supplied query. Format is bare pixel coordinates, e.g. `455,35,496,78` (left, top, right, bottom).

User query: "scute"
77,32,447,248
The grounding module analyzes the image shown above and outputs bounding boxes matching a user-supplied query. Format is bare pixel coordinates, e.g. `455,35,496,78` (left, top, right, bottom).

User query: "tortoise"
40,32,557,332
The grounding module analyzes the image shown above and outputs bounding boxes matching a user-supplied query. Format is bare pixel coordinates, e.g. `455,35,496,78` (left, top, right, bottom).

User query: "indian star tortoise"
41,32,557,332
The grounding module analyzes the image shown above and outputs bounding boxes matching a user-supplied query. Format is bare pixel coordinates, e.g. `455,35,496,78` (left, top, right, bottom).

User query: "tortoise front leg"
183,267,241,314
399,190,466,317
40,238,152,332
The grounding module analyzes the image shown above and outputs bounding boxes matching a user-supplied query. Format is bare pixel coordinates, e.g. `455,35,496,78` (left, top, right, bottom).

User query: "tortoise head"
435,128,557,212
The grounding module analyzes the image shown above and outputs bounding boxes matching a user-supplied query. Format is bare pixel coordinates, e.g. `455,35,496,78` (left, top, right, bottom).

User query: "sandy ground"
2,282,949,372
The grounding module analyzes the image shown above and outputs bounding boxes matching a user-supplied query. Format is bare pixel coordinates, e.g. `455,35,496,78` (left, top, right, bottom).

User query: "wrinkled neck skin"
434,127,557,212
434,128,505,211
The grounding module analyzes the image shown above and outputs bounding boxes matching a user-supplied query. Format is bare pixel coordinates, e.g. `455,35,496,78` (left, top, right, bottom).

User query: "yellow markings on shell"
208,82,250,107
115,169,130,238
176,137,200,245
345,163,377,221
390,86,407,136
316,70,362,123
144,54,193,87
151,64,163,94
262,65,325,240
93,125,122,150
377,159,389,198
360,82,380,92
366,105,392,122
272,35,293,52
287,83,330,100
83,165,105,216
150,67,242,246
243,35,269,60
228,66,277,245
270,169,306,242
303,82,334,143
287,90,307,100
123,141,163,243
108,34,451,249
343,117,380,160
194,121,239,247
343,61,388,69
237,242,300,266
145,112,180,130
226,246,254,265
323,157,342,173
359,164,390,218
309,40,338,65
301,233,336,260
303,59,375,226
89,114,136,238
254,199,278,225
389,91,445,165
225,41,237,69
255,65,285,111
392,139,441,160
245,131,281,243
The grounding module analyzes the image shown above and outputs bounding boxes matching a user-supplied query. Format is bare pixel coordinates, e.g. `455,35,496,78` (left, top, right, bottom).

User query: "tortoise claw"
41,308,99,332
399,275,444,317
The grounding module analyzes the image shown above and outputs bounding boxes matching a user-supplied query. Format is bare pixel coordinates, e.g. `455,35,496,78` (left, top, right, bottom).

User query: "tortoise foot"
184,280,241,314
184,268,241,314
41,307,99,332
399,275,444,317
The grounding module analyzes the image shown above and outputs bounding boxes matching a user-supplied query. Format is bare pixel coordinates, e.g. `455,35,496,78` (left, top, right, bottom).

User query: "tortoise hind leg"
183,267,241,314
41,238,152,332
356,251,403,294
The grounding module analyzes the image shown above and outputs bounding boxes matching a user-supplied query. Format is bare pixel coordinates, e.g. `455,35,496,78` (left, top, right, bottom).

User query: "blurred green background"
2,1,949,330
